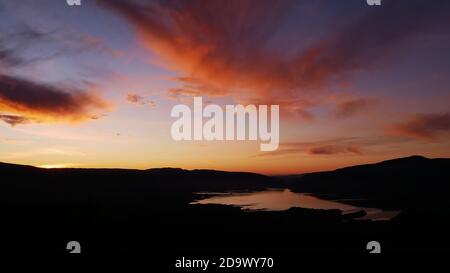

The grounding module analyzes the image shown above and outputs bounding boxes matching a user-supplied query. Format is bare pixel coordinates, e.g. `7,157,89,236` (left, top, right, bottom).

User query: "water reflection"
191,189,400,221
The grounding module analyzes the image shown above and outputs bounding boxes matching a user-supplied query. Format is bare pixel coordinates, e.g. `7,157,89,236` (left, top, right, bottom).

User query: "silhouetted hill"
144,167,277,191
0,162,279,204
1,157,450,256
289,155,450,210
0,161,40,172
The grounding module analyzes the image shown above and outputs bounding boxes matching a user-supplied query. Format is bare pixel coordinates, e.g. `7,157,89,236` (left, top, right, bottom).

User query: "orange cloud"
125,92,156,107
102,0,298,101
0,74,110,125
102,0,450,114
125,93,146,105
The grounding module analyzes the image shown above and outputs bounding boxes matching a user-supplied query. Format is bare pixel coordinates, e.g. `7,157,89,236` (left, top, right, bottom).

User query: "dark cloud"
388,112,450,139
307,145,362,155
0,114,30,126
0,74,109,124
333,98,377,118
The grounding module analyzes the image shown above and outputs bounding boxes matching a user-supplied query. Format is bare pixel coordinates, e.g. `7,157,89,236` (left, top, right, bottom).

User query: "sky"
0,0,450,174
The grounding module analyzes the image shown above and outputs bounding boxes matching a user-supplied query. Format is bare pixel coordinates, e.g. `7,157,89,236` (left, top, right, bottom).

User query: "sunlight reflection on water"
191,189,400,221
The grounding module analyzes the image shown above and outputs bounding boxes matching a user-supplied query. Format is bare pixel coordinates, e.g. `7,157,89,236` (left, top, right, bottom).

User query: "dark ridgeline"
288,155,450,211
0,155,449,260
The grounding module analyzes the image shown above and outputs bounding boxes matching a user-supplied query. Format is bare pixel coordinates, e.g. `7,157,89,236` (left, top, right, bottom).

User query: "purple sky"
1,0,449,174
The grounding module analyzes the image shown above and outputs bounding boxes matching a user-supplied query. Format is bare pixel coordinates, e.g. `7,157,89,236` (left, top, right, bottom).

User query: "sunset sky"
1,0,450,174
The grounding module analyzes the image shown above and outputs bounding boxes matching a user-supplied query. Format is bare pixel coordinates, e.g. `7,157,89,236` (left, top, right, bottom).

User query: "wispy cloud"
0,23,122,70
125,93,155,107
257,138,365,157
101,0,450,115
256,135,415,157
387,112,450,139
0,24,51,68
307,145,362,155
333,98,377,119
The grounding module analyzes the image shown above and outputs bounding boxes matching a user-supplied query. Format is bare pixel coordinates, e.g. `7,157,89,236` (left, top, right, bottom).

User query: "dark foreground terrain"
1,156,449,268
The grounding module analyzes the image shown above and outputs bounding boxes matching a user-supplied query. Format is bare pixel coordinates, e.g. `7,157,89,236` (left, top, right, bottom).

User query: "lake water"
191,189,400,221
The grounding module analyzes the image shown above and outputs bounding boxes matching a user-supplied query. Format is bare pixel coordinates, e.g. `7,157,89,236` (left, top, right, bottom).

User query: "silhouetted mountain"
144,167,279,191
0,162,279,210
289,155,450,210
1,157,450,257
0,161,40,172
